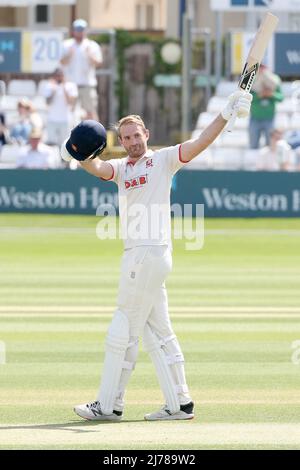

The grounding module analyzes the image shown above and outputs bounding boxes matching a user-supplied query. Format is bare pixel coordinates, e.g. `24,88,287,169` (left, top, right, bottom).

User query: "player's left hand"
221,91,253,121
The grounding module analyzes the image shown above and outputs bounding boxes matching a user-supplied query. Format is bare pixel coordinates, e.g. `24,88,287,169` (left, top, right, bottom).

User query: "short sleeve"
42,82,53,99
100,158,121,184
66,82,78,98
61,39,70,60
15,149,27,168
90,40,103,63
161,144,188,176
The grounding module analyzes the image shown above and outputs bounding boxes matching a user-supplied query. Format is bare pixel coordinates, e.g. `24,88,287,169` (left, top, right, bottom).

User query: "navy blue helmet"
61,120,107,162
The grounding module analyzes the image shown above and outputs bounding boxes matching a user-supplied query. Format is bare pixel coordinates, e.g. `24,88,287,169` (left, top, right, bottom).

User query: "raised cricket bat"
227,12,279,132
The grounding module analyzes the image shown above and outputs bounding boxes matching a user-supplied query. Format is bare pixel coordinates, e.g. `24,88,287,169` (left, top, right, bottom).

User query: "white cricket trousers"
98,245,191,411
117,245,173,337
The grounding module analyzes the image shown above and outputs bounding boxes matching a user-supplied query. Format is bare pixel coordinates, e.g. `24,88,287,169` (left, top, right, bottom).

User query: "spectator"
0,111,9,150
43,67,78,147
249,65,284,149
60,18,102,119
10,98,44,145
256,128,294,171
10,98,33,144
30,104,44,131
16,127,59,169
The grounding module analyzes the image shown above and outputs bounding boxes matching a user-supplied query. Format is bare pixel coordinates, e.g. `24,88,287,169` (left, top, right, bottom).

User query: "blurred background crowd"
1,0,300,172
0,17,102,170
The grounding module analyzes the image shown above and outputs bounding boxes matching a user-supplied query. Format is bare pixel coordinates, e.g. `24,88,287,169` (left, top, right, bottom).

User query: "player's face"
119,123,149,160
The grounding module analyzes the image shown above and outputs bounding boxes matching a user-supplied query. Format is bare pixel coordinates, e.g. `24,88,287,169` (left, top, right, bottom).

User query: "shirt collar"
126,149,153,166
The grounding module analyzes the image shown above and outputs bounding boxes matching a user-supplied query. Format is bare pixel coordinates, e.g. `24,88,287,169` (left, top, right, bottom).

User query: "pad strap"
159,334,177,347
176,384,189,394
166,353,184,365
122,360,135,370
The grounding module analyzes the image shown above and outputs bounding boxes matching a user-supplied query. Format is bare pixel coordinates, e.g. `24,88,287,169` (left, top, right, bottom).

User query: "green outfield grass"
1,214,300,450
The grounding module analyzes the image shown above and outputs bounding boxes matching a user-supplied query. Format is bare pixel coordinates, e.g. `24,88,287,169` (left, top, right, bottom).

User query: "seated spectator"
10,98,32,144
43,67,78,147
256,128,294,171
0,111,9,150
10,98,43,145
16,128,59,169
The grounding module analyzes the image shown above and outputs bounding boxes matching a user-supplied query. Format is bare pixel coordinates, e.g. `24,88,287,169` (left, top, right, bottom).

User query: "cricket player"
61,91,252,421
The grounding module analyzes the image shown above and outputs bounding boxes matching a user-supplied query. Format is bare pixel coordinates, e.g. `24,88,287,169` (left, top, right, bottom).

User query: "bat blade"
227,12,279,132
239,12,279,92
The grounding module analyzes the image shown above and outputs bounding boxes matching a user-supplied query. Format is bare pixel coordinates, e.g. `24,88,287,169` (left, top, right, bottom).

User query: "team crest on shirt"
125,174,148,190
146,159,153,168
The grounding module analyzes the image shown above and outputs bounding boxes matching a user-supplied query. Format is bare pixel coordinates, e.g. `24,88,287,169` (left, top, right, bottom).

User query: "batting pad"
98,310,130,415
143,323,180,414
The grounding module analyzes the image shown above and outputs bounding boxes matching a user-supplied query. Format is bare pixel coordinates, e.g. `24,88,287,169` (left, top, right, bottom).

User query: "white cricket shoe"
74,400,123,422
144,401,194,421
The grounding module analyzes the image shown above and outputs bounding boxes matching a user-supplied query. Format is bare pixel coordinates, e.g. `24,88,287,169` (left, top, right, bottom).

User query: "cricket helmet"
61,120,107,162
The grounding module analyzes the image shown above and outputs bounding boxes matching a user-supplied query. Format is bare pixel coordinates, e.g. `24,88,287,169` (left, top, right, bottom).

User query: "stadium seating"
215,81,239,97
211,148,243,170
190,80,297,170
184,149,213,170
0,144,62,169
7,80,37,97
0,80,50,135
0,144,21,164
242,149,259,171
207,97,227,113
0,95,20,111
274,113,290,131
290,113,300,131
0,80,6,97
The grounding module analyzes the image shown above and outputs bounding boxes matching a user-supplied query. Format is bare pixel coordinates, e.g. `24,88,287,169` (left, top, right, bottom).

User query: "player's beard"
128,144,146,160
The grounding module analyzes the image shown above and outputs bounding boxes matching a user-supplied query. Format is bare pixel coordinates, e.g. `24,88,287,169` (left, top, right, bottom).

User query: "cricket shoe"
74,401,123,421
144,401,194,421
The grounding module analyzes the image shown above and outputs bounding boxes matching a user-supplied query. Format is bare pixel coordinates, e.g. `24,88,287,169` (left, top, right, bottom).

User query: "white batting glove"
60,140,72,162
221,90,253,121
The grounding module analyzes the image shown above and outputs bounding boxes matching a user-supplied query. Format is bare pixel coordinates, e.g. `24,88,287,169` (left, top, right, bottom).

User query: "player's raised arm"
180,91,252,163
61,120,113,179
80,159,113,179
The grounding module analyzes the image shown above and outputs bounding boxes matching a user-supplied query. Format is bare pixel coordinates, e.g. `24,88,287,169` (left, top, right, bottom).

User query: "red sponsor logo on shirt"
125,175,148,190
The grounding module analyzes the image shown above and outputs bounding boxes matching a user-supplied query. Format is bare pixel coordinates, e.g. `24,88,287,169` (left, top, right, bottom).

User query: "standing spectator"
249,65,284,149
256,128,294,171
60,19,102,119
16,128,59,169
43,68,78,147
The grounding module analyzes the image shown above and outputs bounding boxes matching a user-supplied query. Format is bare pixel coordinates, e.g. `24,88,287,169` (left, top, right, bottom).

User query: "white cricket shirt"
102,145,187,249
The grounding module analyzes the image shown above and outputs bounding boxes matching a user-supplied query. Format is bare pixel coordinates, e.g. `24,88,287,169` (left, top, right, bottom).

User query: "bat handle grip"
227,108,238,133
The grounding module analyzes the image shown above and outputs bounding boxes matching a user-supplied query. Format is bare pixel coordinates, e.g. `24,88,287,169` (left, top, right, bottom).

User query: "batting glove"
61,144,72,162
221,91,253,121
